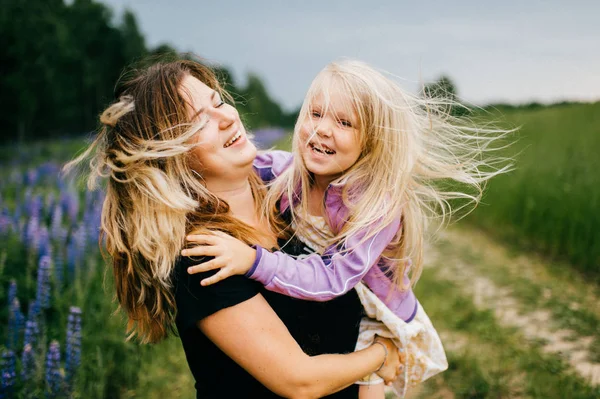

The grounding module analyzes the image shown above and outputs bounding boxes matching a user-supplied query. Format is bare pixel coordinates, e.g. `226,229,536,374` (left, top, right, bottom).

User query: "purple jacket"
249,151,418,322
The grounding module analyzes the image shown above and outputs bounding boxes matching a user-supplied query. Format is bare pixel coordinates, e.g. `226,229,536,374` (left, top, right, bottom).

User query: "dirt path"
426,227,600,387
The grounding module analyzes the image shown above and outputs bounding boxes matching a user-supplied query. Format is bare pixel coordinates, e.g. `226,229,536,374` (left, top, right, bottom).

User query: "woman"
66,58,401,398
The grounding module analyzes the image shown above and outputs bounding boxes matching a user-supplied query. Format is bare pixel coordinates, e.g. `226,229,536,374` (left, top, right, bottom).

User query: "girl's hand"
373,336,402,385
182,231,257,286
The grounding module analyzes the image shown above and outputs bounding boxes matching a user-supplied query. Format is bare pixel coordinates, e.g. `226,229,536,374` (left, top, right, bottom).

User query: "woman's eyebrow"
190,91,217,120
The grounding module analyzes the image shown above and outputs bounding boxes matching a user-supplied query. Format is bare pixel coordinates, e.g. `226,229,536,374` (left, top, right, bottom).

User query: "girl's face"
181,75,256,185
298,90,362,185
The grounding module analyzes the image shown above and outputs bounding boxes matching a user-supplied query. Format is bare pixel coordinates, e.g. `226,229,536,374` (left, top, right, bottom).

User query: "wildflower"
21,344,35,382
39,226,52,258
45,341,63,398
50,205,64,240
65,307,82,392
7,298,24,350
7,281,16,308
27,300,42,326
26,216,40,253
36,256,52,309
23,319,40,349
0,350,16,396
27,194,43,221
60,192,79,224
25,168,39,186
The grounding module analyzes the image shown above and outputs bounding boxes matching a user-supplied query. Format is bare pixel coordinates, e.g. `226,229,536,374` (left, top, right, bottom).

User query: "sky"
101,0,600,111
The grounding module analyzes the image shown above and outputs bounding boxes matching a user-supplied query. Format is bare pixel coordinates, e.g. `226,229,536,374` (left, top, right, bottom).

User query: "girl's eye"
216,100,225,108
339,119,353,128
311,110,321,118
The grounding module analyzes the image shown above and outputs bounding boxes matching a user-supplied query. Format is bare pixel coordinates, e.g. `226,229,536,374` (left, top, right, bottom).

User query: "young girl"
183,60,509,397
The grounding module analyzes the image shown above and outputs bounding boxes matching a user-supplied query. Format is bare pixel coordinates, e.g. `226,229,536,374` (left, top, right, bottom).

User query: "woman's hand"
373,336,402,385
182,231,256,286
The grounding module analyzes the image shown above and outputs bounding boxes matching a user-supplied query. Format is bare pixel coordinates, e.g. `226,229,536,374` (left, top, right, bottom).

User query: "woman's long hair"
265,60,513,290
65,59,279,343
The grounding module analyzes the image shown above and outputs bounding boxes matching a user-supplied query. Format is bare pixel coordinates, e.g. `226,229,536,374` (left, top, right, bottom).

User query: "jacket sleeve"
245,217,401,301
253,150,293,183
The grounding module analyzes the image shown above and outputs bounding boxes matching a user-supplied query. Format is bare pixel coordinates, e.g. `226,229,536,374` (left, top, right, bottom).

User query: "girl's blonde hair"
65,58,280,343
265,59,511,290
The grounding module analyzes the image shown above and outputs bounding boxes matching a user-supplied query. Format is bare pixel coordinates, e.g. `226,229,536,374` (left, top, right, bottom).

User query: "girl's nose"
315,122,333,138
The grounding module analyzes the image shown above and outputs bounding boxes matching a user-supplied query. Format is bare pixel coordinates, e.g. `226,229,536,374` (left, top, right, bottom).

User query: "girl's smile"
299,90,361,185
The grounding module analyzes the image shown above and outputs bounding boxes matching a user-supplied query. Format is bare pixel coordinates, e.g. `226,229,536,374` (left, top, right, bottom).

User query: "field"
466,102,600,279
1,102,599,398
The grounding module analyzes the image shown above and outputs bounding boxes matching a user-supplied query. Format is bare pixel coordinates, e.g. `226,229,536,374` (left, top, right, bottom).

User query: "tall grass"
467,102,600,280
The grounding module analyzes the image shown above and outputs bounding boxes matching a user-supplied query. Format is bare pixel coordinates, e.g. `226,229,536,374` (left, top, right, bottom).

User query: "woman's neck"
208,179,259,226
205,176,278,249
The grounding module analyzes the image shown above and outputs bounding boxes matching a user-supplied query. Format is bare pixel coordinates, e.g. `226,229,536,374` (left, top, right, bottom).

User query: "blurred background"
1,0,598,397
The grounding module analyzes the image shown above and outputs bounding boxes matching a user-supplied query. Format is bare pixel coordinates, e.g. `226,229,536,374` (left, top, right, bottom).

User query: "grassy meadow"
466,102,600,280
1,102,599,398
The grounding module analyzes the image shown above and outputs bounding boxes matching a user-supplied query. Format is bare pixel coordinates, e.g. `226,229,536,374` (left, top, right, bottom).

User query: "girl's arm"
184,216,400,301
200,292,400,398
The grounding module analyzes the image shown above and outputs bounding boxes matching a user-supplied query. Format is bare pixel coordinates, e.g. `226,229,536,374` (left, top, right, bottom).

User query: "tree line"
0,0,297,144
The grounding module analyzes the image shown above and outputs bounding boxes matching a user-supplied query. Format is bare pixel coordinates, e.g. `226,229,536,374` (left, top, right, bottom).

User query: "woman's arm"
185,216,400,301
200,293,400,399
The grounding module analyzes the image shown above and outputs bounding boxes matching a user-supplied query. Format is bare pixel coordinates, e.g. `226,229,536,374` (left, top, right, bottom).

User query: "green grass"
467,102,600,281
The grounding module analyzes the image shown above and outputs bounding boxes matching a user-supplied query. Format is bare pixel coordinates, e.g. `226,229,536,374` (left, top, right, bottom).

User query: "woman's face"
181,75,256,185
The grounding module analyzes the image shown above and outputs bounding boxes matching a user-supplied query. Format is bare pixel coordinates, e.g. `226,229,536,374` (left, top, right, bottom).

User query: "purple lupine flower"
21,344,36,383
7,281,17,308
0,350,16,396
23,319,40,350
45,340,63,397
36,255,52,309
66,239,78,283
0,214,14,235
252,128,287,148
86,202,103,245
50,205,63,239
60,192,79,224
45,192,55,214
65,307,82,391
27,300,42,325
39,162,60,179
39,226,52,258
13,204,22,226
26,216,41,252
26,168,39,185
27,194,43,221
73,224,87,255
7,298,25,350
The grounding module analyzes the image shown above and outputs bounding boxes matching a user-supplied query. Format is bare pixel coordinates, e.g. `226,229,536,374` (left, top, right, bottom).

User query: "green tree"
0,0,294,143
423,75,468,116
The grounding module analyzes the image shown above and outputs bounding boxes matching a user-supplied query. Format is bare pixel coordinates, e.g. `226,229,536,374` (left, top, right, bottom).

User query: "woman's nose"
211,106,235,130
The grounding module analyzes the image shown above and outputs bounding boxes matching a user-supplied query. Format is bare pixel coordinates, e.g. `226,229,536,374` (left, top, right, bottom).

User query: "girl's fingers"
181,245,220,257
187,258,223,274
186,234,219,245
211,230,233,239
200,269,231,286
